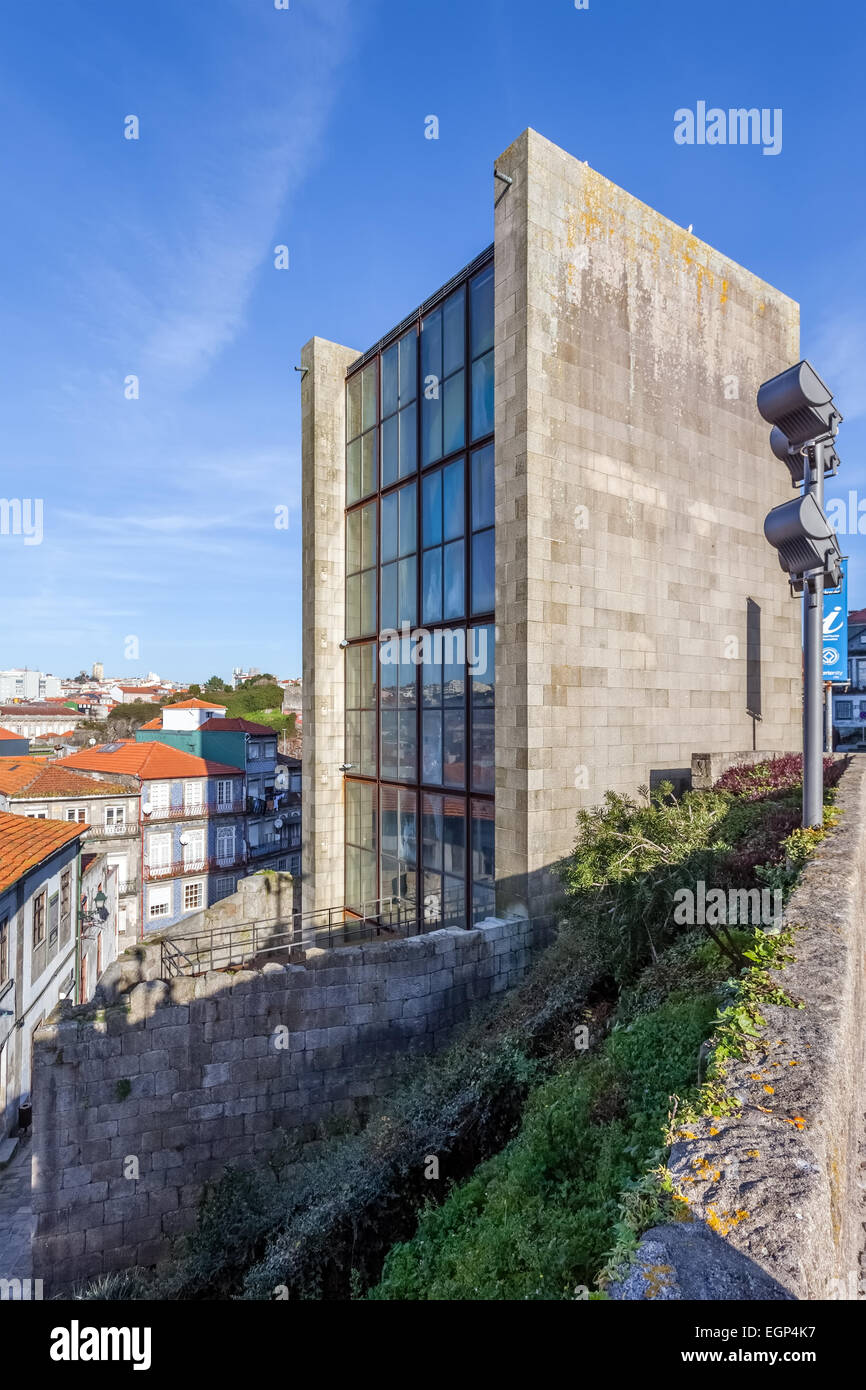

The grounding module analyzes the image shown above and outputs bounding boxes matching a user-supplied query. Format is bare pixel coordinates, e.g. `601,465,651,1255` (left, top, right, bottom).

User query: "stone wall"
613,756,866,1300
31,915,532,1294
492,128,802,918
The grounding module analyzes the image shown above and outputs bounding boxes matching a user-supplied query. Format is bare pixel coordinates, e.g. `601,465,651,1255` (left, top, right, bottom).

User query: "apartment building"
58,740,246,932
136,699,300,878
0,813,82,1140
301,128,802,928
0,668,61,702
0,761,141,943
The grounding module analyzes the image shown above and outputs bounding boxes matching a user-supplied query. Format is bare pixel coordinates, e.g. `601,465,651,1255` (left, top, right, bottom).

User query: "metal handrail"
158,896,432,977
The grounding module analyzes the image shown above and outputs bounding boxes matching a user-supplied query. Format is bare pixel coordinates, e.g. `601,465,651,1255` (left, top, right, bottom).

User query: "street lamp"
758,360,843,828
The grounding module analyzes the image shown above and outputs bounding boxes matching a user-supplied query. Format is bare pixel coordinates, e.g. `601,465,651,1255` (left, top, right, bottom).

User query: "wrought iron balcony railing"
143,853,247,882
140,800,245,822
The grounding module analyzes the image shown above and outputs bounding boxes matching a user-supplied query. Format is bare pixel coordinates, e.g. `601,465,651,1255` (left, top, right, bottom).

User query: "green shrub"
370,991,720,1301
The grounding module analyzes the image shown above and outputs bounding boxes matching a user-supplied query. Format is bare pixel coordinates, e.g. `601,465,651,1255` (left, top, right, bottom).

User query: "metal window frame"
343,248,495,924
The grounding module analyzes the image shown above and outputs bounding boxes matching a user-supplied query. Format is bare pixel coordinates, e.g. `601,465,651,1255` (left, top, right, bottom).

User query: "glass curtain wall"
344,252,495,927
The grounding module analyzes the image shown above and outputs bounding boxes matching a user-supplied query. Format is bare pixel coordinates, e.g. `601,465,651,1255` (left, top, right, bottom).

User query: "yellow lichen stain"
763,1085,775,1094
746,1149,760,1159
720,278,729,307
707,1206,750,1237
756,300,766,315
749,1072,763,1081
642,1263,677,1299
708,1126,719,1136
691,1156,721,1183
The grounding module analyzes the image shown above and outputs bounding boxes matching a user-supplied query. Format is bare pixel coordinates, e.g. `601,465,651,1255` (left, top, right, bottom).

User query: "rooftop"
0,808,82,895
57,740,241,781
0,757,49,795
163,698,227,711
10,766,131,801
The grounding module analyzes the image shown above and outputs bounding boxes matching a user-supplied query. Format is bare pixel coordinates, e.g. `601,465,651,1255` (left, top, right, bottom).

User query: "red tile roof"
139,717,162,730
0,727,24,741
57,740,241,780
11,766,131,801
0,808,83,895
163,698,227,711
198,717,277,735
0,757,49,795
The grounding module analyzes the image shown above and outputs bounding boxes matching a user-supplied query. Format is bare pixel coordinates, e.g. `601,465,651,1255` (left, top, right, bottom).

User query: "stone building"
301,128,802,926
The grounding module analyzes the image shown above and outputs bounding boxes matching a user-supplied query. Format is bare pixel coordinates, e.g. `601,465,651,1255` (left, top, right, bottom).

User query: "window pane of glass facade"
471,444,494,530
443,459,464,540
422,548,442,624
443,371,465,454
443,539,464,619
472,528,495,615
399,402,417,478
471,799,495,922
362,362,377,432
382,414,398,489
443,288,465,376
471,352,494,440
422,469,442,546
470,265,494,358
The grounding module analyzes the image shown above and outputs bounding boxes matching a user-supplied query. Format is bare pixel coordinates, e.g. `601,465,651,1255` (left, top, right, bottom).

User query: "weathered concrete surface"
613,756,866,1300
609,1222,795,1301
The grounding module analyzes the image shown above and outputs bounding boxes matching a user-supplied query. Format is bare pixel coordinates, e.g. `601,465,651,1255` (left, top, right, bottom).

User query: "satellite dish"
179,833,190,845
142,801,151,814
274,818,284,830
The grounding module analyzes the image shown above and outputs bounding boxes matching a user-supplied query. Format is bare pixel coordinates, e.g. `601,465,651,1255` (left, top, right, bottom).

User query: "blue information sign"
822,558,848,685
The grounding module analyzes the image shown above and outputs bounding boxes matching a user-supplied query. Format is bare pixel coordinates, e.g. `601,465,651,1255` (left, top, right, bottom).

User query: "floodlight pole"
802,439,824,828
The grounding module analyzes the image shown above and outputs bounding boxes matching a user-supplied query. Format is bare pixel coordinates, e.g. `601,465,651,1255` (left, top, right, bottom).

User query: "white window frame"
183,780,204,812
182,827,206,868
182,879,204,912
104,805,125,829
216,825,235,864
216,779,234,807
147,885,171,919
65,807,87,823
148,782,170,812
264,742,277,760
147,832,172,868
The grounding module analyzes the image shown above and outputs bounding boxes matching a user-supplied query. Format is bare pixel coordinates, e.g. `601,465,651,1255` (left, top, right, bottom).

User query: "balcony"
117,880,139,897
143,853,247,882
248,835,289,859
140,801,244,822
84,821,138,837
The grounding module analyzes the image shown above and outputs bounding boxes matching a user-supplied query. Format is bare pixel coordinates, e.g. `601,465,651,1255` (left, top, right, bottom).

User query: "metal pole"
802,440,825,827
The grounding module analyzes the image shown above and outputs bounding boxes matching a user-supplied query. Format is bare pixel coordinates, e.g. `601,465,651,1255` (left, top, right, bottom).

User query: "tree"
204,675,230,693
188,684,202,698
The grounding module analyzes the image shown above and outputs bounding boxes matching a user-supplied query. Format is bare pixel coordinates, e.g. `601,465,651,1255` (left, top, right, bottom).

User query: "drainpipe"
75,844,82,1005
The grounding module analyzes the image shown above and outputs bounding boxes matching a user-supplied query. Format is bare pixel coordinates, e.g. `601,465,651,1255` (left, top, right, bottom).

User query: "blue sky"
0,0,863,682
